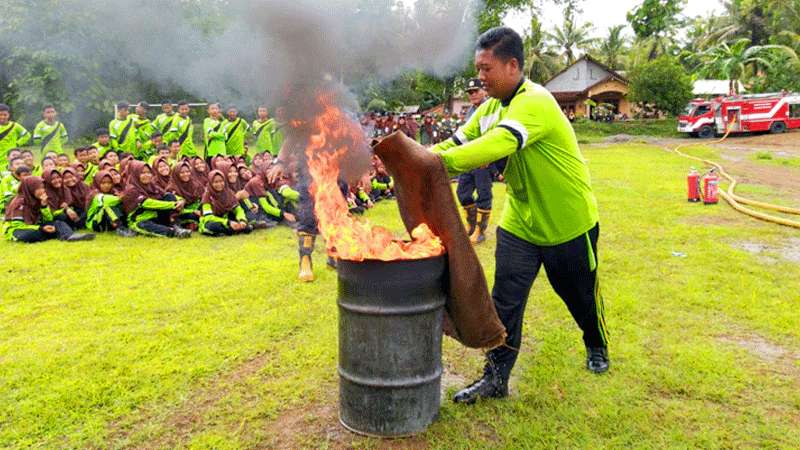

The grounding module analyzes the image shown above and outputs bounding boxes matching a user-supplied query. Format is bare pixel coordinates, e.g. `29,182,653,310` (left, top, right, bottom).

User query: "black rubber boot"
298,232,316,282
464,204,477,236
586,346,610,374
453,361,508,404
471,209,490,244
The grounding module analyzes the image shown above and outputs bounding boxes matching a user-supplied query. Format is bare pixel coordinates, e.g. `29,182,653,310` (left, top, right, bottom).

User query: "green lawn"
1,143,799,449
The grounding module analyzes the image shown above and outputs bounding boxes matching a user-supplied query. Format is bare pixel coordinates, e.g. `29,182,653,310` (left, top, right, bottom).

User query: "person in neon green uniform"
132,101,154,158
166,101,197,159
251,106,275,156
153,101,176,137
33,105,69,155
270,106,287,158
433,28,609,405
92,128,113,158
109,102,138,156
203,103,228,162
224,106,249,158
0,104,31,169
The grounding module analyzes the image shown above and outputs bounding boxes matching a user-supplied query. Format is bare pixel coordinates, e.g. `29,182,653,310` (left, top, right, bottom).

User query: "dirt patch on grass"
261,385,430,449
717,333,800,376
732,238,800,264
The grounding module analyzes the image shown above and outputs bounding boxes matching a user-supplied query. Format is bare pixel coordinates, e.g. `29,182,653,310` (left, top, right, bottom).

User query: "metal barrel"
337,255,447,437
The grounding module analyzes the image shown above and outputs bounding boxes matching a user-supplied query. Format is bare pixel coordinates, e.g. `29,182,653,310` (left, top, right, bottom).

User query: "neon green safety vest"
432,78,598,246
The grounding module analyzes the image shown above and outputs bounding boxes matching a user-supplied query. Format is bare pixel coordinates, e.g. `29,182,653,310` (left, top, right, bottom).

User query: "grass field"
1,143,799,449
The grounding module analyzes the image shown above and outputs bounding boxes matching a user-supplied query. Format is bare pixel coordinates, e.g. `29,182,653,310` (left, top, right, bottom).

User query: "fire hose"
670,120,800,229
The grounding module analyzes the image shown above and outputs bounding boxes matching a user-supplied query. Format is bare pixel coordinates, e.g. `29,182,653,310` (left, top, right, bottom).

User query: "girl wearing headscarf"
108,168,124,194
85,170,134,236
120,161,191,238
152,156,172,191
166,159,205,229
190,157,209,186
199,170,251,236
42,168,81,228
62,167,91,228
244,170,296,226
3,176,94,242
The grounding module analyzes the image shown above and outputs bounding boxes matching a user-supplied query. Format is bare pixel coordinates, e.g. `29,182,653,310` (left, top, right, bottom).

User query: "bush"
628,56,693,116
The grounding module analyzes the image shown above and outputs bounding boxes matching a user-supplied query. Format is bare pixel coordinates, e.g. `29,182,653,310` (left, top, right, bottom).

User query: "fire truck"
677,92,800,138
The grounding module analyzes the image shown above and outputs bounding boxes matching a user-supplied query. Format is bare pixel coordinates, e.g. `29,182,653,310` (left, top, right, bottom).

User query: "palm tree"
598,25,627,70
699,38,798,86
523,16,561,83
547,11,595,65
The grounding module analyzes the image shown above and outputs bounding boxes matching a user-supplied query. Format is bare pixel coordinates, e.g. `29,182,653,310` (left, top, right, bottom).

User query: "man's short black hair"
96,127,109,136
150,131,163,139
178,101,189,107
162,100,173,106
43,104,56,111
9,156,24,167
157,144,169,151
74,147,88,157
20,149,33,156
117,102,129,109
15,166,32,176
476,26,525,69
0,103,9,112
138,101,149,109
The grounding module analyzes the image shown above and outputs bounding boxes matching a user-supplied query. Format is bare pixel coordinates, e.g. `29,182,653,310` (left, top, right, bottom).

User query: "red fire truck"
677,92,800,138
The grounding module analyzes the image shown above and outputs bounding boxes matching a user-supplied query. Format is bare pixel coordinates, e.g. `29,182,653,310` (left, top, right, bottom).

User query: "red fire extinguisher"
702,169,719,205
687,168,700,202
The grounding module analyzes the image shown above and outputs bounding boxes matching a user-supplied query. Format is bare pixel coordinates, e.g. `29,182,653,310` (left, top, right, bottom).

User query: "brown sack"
373,132,507,350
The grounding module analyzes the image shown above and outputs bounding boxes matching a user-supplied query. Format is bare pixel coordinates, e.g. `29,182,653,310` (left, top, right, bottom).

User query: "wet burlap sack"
373,131,507,350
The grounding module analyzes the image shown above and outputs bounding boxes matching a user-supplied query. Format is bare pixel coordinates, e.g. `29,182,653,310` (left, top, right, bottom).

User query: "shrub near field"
571,118,681,142
1,143,799,448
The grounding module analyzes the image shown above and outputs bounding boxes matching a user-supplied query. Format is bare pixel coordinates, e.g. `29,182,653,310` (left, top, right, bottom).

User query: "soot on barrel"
336,255,447,437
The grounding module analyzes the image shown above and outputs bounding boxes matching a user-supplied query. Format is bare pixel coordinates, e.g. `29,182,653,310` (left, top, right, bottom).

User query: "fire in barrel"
300,92,446,436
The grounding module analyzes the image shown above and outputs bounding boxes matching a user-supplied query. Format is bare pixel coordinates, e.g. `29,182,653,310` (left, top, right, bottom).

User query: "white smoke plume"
1,0,480,128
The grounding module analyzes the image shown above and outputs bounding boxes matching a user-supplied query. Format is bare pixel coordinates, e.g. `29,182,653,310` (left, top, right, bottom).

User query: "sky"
504,0,725,39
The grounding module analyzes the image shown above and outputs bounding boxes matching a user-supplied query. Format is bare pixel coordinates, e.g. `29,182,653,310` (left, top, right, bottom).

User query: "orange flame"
301,92,444,261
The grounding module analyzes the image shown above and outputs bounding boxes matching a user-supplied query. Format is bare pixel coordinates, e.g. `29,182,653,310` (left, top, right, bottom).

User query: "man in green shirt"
433,27,609,405
153,101,176,137
203,103,227,162
93,128,113,158
224,106,249,158
109,102,138,156
132,101,154,158
0,104,31,168
271,106,287,157
167,101,197,158
251,106,275,155
33,105,69,154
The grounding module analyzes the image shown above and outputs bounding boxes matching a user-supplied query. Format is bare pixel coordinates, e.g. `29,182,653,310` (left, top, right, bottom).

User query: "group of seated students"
1,146,396,243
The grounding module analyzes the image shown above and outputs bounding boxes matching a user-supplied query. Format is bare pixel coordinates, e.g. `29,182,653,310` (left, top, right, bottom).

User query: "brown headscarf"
152,156,172,191
244,175,267,199
62,167,92,210
119,155,135,182
202,170,239,216
4,176,45,224
190,157,209,185
120,161,166,214
108,168,124,194
90,170,114,197
42,168,72,211
167,160,204,204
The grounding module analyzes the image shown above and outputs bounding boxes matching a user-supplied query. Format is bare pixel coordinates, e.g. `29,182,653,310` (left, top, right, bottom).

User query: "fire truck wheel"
769,121,787,134
698,125,714,139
